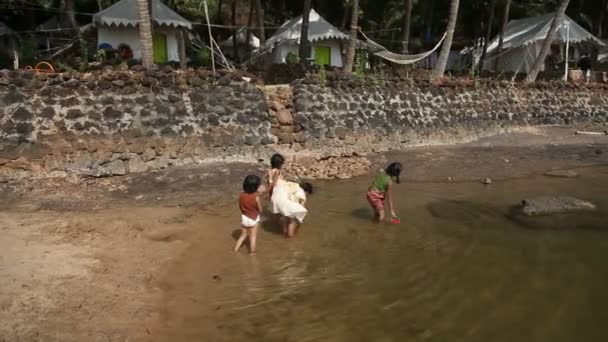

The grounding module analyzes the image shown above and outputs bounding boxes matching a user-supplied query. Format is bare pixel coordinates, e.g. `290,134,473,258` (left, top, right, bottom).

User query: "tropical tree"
432,0,460,79
401,0,413,53
343,0,359,73
525,0,571,83
254,0,265,44
497,0,512,54
136,0,154,67
479,0,497,72
299,0,312,65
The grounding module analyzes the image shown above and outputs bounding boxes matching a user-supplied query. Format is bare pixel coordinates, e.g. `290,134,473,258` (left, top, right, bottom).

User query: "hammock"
360,30,448,65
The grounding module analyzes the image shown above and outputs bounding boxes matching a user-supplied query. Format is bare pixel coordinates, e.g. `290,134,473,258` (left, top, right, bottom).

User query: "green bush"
286,52,300,65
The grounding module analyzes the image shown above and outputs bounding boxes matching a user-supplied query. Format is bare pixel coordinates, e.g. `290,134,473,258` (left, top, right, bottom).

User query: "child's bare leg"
233,227,248,252
247,225,258,254
281,216,289,237
377,209,386,222
286,218,297,238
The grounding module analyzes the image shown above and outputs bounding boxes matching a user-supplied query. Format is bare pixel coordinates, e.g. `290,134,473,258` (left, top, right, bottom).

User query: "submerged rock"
544,170,579,178
519,196,596,216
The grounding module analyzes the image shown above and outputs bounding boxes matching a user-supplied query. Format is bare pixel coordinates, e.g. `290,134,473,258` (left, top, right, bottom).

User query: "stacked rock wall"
1,69,608,180
292,81,608,141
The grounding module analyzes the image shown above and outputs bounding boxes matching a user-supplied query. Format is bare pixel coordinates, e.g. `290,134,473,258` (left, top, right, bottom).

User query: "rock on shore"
519,195,596,216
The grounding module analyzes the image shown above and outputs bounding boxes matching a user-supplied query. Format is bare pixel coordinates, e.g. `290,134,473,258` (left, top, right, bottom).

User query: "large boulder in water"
519,196,596,216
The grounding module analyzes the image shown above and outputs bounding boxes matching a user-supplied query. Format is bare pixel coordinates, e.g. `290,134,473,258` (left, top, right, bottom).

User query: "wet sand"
0,125,607,341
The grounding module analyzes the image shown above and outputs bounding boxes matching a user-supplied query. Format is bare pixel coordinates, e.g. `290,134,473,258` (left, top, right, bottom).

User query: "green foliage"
318,66,327,85
18,39,38,66
191,48,211,67
286,52,300,65
353,53,365,81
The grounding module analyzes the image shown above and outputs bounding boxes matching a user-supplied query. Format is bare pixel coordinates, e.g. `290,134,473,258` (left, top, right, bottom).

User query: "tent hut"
484,13,606,74
0,21,19,69
93,0,192,63
220,28,260,61
261,9,349,67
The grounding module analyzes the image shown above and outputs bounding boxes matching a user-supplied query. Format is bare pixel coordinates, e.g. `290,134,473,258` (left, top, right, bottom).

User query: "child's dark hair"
243,175,261,194
270,153,285,169
300,182,314,194
386,162,402,184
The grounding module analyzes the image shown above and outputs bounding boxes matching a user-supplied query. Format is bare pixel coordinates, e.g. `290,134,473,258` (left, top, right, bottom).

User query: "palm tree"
525,0,571,83
64,0,87,59
231,0,239,61
479,0,497,72
432,0,460,79
497,0,512,65
299,0,312,65
136,0,154,68
254,0,265,44
401,0,413,54
343,0,359,73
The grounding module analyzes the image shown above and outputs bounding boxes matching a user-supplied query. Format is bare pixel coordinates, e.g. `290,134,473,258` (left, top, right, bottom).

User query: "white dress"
271,180,308,223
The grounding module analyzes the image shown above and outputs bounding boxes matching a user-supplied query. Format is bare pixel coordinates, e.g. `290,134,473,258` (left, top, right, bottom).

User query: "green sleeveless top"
371,170,390,192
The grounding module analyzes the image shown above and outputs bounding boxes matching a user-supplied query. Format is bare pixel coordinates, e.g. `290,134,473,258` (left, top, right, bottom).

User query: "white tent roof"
221,27,260,49
487,13,606,53
264,8,348,48
93,0,191,29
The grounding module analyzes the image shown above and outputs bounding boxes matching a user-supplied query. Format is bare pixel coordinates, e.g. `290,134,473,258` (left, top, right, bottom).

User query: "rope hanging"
360,30,448,65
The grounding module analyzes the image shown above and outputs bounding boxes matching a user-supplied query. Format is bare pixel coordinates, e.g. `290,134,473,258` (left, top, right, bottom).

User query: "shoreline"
0,125,607,341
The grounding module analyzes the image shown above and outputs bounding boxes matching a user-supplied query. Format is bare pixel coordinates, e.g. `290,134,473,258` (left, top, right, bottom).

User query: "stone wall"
1,68,608,180
0,68,276,179
292,80,608,141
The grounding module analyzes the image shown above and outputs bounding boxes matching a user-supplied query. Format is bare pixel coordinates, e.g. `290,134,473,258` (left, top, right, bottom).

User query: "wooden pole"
204,0,216,75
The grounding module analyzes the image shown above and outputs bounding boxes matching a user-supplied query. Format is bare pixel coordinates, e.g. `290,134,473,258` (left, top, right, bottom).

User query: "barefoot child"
262,153,285,197
367,162,402,222
234,175,262,254
271,180,314,238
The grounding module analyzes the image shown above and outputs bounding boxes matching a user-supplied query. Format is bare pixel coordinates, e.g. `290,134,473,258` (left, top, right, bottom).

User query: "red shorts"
367,189,385,212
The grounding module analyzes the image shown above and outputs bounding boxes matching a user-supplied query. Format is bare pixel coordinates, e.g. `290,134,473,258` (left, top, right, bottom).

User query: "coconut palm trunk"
136,0,154,68
401,0,413,54
299,0,312,65
479,0,497,72
343,0,359,73
432,0,460,79
497,0,512,67
64,0,87,59
525,0,571,83
232,0,239,61
254,0,265,44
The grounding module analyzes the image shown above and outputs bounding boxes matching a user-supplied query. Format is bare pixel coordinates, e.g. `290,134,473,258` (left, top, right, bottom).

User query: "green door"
153,33,168,63
314,46,331,66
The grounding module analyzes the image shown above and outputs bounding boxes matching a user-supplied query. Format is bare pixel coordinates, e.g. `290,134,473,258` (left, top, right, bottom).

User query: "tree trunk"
97,0,103,11
254,0,266,44
343,0,359,73
497,0,512,66
232,0,239,61
525,0,571,83
598,0,608,38
299,0,312,65
479,0,497,72
432,0,460,79
178,30,187,69
64,0,88,59
136,0,155,68
246,0,255,55
401,0,413,54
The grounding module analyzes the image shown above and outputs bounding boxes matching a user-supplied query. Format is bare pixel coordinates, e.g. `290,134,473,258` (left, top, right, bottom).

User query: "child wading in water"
271,180,313,238
234,175,262,254
367,162,402,222
263,153,285,197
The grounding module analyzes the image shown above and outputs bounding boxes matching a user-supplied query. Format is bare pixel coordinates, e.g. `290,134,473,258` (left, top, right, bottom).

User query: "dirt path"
0,125,607,341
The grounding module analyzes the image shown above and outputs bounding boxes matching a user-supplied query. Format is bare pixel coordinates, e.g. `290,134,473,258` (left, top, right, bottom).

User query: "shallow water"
159,166,608,342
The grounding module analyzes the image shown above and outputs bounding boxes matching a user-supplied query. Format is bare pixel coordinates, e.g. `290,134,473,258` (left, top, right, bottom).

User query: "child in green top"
366,162,402,222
